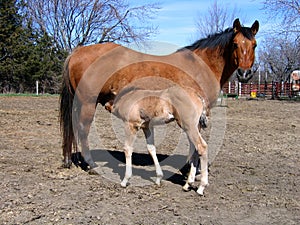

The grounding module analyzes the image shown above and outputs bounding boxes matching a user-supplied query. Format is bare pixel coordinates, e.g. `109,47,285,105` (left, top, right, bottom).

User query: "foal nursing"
107,85,209,195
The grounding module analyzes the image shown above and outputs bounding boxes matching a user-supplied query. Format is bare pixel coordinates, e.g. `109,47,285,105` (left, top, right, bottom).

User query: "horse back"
71,44,220,107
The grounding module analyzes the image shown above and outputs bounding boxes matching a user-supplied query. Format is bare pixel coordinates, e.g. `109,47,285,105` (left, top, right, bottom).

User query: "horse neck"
193,47,237,87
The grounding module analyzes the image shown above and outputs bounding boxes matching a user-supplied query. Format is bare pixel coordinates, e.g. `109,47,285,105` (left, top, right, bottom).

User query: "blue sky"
129,0,273,54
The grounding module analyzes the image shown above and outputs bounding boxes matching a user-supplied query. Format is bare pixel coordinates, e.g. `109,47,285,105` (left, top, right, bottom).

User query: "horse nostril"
238,68,251,78
236,68,254,83
238,68,245,77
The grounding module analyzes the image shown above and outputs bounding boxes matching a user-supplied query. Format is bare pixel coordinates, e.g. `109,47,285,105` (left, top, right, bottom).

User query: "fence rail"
222,81,300,98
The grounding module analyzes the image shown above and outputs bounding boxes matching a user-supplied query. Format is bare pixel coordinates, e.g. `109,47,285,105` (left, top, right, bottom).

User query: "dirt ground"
0,95,299,225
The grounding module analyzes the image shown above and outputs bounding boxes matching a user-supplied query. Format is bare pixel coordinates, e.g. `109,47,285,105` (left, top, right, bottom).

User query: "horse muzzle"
236,68,253,83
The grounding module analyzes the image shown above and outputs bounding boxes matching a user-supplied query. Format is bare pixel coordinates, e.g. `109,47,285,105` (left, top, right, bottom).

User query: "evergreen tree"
0,0,23,92
0,0,66,93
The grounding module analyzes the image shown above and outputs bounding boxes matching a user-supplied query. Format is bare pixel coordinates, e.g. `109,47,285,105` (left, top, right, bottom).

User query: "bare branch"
259,36,300,81
195,0,240,38
25,0,160,52
262,0,300,38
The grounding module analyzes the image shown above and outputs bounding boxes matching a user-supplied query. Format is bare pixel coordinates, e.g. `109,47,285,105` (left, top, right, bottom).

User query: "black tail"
59,56,77,167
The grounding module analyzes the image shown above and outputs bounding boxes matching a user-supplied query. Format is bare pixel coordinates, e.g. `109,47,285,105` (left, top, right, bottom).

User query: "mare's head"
231,19,259,83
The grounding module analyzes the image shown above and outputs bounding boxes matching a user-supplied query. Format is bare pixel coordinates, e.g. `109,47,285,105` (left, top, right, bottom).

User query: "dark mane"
179,26,255,51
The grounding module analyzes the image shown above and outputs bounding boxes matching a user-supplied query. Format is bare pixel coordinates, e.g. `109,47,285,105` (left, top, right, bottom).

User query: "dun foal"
107,85,209,195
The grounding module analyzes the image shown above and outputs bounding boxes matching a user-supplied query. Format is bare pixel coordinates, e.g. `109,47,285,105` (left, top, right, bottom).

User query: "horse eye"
233,43,238,49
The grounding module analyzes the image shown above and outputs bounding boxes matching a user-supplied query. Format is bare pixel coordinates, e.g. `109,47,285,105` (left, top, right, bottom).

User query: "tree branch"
98,4,130,43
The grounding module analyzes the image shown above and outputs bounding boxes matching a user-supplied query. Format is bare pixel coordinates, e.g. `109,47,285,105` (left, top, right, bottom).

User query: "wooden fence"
222,81,299,98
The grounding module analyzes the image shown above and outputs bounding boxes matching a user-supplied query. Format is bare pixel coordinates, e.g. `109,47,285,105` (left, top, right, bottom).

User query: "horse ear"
233,18,241,33
251,20,259,35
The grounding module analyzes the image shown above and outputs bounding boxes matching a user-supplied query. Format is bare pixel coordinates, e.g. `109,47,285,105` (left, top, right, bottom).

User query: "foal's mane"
179,26,255,51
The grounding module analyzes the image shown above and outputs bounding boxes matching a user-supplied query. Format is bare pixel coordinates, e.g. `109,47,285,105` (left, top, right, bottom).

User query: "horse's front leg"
143,126,163,186
78,103,98,169
121,123,137,187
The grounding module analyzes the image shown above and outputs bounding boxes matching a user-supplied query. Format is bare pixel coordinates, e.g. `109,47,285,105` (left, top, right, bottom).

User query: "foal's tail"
59,55,78,167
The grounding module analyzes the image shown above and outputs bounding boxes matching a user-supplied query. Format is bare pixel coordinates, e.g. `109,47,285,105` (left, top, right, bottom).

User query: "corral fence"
222,81,300,99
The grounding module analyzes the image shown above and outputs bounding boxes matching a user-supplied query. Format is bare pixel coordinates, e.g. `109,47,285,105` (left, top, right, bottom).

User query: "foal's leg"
189,139,201,182
196,135,208,195
183,139,199,191
184,126,208,195
143,126,163,186
121,123,137,187
78,103,98,169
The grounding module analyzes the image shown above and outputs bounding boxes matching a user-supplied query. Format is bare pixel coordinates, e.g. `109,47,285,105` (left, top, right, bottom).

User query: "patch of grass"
0,93,59,97
277,96,300,101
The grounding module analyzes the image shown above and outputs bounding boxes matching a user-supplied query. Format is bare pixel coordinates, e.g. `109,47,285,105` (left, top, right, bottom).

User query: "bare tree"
262,0,300,39
259,36,300,81
195,0,240,38
25,0,160,52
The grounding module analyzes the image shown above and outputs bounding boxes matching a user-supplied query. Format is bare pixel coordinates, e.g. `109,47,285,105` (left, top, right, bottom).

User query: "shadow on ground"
71,149,190,186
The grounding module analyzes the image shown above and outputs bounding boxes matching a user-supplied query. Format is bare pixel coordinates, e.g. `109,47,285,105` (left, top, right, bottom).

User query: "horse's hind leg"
121,123,137,187
187,141,201,181
196,136,208,195
78,103,97,169
143,126,163,186
183,139,199,191
184,126,208,195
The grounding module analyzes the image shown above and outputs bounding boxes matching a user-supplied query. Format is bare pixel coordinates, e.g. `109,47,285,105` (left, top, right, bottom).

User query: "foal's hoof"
182,183,191,192
120,181,127,188
196,186,205,196
155,176,163,187
155,181,161,187
196,183,208,196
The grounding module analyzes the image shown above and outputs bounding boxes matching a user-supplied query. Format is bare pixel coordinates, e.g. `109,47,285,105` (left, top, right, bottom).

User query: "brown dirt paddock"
0,95,299,224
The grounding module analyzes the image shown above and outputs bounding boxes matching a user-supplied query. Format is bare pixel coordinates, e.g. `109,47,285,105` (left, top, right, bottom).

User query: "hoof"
182,183,190,192
155,175,163,186
155,179,162,187
196,184,208,196
196,187,204,196
120,181,127,188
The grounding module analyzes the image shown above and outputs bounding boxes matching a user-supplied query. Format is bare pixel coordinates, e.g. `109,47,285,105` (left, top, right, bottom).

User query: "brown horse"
109,85,209,194
60,19,259,174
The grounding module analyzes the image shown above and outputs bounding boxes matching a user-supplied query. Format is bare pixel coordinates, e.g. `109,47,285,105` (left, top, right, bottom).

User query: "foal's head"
231,19,259,83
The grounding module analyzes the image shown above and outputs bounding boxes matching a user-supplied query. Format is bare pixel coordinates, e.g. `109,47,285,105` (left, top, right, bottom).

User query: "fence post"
36,81,39,95
271,81,276,100
258,67,261,94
